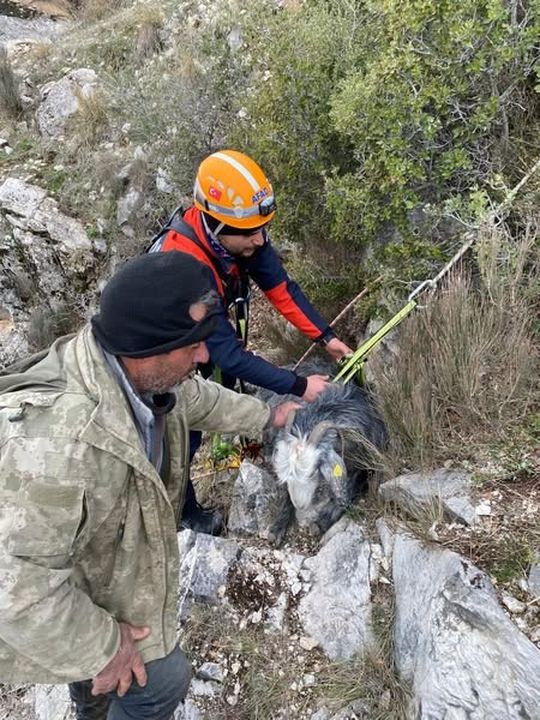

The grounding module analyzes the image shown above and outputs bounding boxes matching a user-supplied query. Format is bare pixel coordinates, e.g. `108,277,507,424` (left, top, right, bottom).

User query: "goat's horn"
285,409,297,431
308,420,339,445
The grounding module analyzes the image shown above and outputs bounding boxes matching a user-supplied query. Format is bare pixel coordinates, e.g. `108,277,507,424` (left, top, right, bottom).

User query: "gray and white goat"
264,377,387,535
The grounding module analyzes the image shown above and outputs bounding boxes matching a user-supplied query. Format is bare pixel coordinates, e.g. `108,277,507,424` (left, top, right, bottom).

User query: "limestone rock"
376,516,395,560
36,68,99,137
189,678,221,697
392,531,540,718
196,662,224,683
0,318,29,368
228,460,292,544
0,15,61,51
156,167,174,194
379,468,479,525
528,555,540,598
34,684,74,720
177,530,240,618
0,178,99,366
0,176,47,215
116,187,144,232
0,177,93,256
174,698,201,720
297,517,374,661
265,591,288,631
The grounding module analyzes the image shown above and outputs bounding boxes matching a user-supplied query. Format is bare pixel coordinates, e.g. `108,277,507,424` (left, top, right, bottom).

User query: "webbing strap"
150,209,250,389
334,299,418,384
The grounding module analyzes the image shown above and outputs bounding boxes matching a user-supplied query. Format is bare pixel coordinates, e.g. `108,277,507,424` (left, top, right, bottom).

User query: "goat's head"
269,382,387,535
272,419,350,533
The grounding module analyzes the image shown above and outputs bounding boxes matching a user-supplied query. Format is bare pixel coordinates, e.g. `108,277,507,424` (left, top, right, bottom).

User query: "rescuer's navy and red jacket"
155,206,335,397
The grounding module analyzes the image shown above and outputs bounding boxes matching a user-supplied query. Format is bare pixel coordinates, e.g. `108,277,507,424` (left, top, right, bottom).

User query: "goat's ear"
318,450,348,502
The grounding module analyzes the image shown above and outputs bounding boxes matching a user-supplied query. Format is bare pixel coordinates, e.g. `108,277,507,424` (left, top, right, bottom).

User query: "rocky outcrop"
379,468,486,525
36,68,100,137
0,15,61,51
227,460,292,544
298,517,375,661
390,529,540,719
177,529,241,619
34,684,72,720
0,177,103,367
529,553,540,598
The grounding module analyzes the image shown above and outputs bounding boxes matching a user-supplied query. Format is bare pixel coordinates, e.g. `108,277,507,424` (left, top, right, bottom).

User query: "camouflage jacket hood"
0,325,270,683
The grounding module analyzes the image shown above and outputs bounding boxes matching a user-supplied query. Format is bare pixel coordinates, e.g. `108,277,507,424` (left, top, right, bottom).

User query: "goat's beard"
273,436,319,511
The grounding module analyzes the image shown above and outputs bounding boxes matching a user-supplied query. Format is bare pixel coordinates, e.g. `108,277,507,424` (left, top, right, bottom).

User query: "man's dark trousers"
68,645,192,720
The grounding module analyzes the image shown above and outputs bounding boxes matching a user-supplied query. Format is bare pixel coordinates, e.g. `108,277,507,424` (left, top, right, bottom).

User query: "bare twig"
293,275,384,370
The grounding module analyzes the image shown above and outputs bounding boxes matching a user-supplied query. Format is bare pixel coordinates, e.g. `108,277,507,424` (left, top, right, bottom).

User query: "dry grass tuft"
27,303,82,353
0,48,23,120
70,87,109,145
134,5,164,58
372,226,539,475
77,0,128,22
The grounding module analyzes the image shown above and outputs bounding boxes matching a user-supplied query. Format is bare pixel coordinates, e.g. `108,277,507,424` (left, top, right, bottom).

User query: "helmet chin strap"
201,213,225,240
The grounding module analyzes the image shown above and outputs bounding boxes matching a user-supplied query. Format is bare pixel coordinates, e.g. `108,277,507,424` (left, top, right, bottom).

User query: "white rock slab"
228,460,291,543
0,15,61,50
34,684,74,720
177,529,240,618
36,68,99,137
298,517,374,661
174,697,201,720
528,554,540,597
0,177,47,216
392,531,540,719
379,468,480,525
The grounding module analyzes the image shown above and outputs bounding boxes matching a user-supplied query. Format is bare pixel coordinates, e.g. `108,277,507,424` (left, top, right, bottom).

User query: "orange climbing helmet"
194,150,277,230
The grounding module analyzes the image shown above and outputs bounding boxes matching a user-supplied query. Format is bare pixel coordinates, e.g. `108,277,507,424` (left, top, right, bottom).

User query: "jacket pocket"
7,480,86,558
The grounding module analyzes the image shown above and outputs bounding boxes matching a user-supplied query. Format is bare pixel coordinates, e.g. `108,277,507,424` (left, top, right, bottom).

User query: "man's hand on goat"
303,374,331,402
324,337,354,361
271,401,303,428
91,622,151,697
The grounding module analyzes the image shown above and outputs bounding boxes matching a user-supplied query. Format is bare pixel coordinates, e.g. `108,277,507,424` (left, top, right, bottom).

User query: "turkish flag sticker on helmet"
208,186,222,201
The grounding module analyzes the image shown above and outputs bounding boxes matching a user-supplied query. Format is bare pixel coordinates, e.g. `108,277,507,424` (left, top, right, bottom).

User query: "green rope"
334,299,418,384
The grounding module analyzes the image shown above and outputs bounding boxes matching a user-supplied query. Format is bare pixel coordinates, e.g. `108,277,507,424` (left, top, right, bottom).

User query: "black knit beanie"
91,252,219,358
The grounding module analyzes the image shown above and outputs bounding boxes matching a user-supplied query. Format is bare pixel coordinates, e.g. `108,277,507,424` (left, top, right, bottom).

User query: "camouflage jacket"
0,325,270,683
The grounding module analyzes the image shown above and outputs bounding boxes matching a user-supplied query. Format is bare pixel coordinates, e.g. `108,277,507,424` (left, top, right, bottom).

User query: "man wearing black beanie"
0,251,298,720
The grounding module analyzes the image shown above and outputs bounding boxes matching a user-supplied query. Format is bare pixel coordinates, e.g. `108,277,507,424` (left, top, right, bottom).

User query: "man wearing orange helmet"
150,150,353,533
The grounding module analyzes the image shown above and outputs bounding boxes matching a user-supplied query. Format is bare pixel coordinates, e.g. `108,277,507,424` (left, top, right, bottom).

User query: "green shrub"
239,0,540,282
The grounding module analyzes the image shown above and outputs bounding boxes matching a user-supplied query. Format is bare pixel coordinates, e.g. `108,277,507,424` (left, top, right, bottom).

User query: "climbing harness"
149,208,255,464
148,205,251,381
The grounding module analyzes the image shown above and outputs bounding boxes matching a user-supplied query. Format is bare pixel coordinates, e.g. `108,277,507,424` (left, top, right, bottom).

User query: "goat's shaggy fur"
268,381,387,534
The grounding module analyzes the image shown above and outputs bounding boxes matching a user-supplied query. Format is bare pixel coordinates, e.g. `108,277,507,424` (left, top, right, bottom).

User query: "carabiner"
407,279,435,302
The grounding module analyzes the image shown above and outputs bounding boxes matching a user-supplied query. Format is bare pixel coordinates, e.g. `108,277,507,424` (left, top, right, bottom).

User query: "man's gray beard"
141,369,196,395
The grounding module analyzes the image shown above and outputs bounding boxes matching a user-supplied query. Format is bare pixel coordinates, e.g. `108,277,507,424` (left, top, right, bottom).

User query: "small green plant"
491,541,534,584
46,168,67,195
